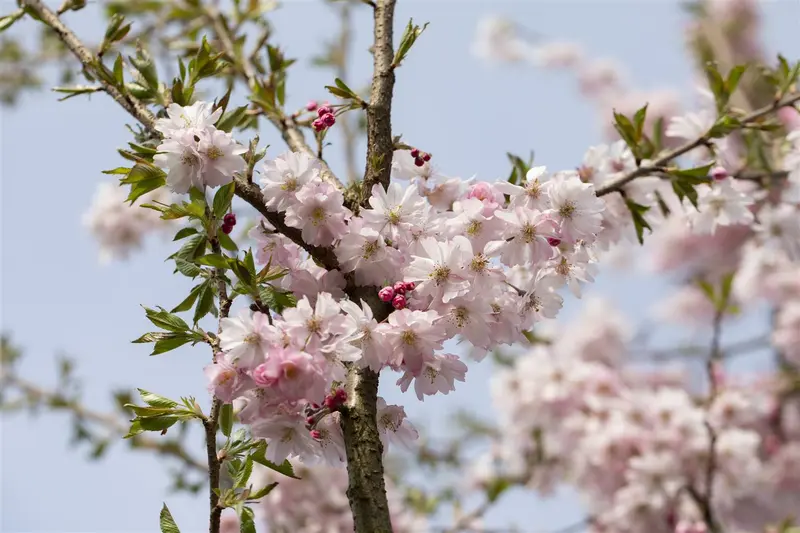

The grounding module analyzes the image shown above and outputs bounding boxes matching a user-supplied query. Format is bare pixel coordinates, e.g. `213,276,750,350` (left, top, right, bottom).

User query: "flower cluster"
82,182,172,264
312,105,337,132
154,101,246,193
478,298,800,533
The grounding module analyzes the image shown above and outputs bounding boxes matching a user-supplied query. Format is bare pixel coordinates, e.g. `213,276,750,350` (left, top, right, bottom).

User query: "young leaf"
234,456,254,489
216,105,249,133
213,182,236,219
138,389,178,409
151,333,193,356
173,227,198,241
172,284,204,313
195,254,229,269
624,199,652,244
247,482,278,500
238,506,256,533
217,231,239,252
220,403,234,437
193,282,215,324
160,504,181,533
250,441,299,479
393,19,429,68
143,307,190,333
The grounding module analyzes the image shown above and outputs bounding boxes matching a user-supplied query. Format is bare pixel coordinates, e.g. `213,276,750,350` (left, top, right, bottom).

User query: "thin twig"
20,0,157,129
0,372,206,472
595,91,800,197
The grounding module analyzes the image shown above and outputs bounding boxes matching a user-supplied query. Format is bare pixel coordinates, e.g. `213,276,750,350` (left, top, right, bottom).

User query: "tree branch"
359,0,397,203
203,4,344,191
20,0,157,129
596,91,800,197
0,371,207,472
339,2,397,532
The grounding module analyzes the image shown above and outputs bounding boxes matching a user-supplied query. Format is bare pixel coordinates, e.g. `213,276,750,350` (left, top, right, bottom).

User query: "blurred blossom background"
2,1,800,532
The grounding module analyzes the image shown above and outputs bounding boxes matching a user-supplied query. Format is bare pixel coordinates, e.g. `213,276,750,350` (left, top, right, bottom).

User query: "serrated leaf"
193,282,215,324
217,231,238,251
247,482,278,500
151,334,193,355
234,456,254,489
251,441,299,479
132,332,174,344
259,285,296,314
212,182,236,219
174,258,202,278
238,506,256,533
160,504,181,533
138,389,178,408
217,105,249,133
176,235,207,261
624,199,652,245
140,415,180,432
172,284,204,313
173,227,198,241
726,64,747,96
220,403,234,437
195,254,229,268
144,307,190,332
0,9,25,33
102,167,132,175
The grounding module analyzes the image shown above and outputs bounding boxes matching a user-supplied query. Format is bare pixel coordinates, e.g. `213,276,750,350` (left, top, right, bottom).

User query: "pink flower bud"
547,237,561,247
378,286,395,302
414,157,424,167
223,213,236,226
710,166,729,181
393,281,407,295
310,430,322,440
305,416,315,426
322,113,336,127
221,223,234,235
410,148,420,158
392,294,407,310
317,105,333,117
404,281,416,291
324,388,348,410
312,118,326,132
422,152,431,162
306,100,318,111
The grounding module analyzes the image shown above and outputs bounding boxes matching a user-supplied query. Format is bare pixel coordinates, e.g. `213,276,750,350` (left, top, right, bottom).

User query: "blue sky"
2,1,799,532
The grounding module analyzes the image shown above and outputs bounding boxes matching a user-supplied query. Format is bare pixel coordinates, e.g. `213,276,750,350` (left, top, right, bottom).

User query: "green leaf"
708,115,742,138
138,389,178,408
485,477,511,503
234,456,254,489
195,254,229,269
189,186,206,205
251,441,299,479
175,235,208,261
238,506,256,533
393,19,429,68
720,272,735,308
151,334,193,355
193,282,215,324
259,285,296,314
132,332,175,344
174,258,202,278
213,182,236,219
140,415,180,432
633,104,648,141
705,62,727,113
698,279,716,303
624,199,652,245
160,504,181,533
244,249,256,277
102,167,131,175
670,164,714,182
220,403,234,437
122,163,166,204
144,307,190,332
217,231,238,252
0,9,25,33
613,110,638,152
726,64,747,96
173,227,198,241
216,106,249,133
247,482,278,500
172,284,204,313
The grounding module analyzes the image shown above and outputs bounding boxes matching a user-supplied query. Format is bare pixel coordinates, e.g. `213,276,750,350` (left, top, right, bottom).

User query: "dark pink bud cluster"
323,387,347,410
378,281,416,310
409,147,432,167
547,237,561,247
221,213,236,235
313,105,336,132
306,100,318,112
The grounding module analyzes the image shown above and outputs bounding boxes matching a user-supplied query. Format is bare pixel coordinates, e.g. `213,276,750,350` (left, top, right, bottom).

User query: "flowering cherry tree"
1,1,800,532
